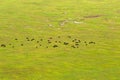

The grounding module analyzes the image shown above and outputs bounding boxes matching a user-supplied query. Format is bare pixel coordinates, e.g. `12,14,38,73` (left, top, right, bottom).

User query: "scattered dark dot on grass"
78,40,81,43
71,45,76,48
75,43,79,46
74,39,77,41
15,38,18,40
75,42,79,43
9,44,12,45
53,45,58,48
40,39,43,41
64,42,69,45
31,38,35,41
1,44,6,47
48,41,51,44
21,44,23,46
55,41,58,43
68,36,71,38
59,41,61,43
49,37,53,39
89,41,95,44
26,37,29,39
12,46,14,48
58,36,61,38
37,41,39,43
72,40,75,42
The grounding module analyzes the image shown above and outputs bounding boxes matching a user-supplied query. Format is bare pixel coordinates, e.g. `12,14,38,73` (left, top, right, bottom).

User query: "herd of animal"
0,36,96,49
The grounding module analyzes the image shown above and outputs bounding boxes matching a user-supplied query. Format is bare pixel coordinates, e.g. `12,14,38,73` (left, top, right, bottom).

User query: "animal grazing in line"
53,45,58,48
1,44,6,47
15,38,18,40
89,41,95,44
64,42,69,45
31,38,35,41
21,44,24,46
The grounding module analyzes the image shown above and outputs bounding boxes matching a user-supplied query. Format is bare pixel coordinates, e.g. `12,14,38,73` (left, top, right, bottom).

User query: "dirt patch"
117,10,120,13
84,15,102,18
59,20,69,26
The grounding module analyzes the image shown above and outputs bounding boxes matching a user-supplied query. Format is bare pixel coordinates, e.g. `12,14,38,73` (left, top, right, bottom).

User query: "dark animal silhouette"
40,39,43,41
55,41,58,43
71,45,76,48
58,36,61,38
1,44,6,47
31,38,35,41
49,37,53,39
48,41,52,44
15,38,18,40
26,37,29,39
59,41,61,43
64,42,69,45
75,43,79,46
37,41,39,43
53,45,58,48
89,41,95,44
68,36,71,38
21,44,23,46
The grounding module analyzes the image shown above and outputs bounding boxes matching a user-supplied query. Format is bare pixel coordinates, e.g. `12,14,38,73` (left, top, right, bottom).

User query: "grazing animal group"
0,36,96,49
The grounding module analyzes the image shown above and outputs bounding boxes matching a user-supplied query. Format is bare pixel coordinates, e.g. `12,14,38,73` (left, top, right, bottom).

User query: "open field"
0,0,120,80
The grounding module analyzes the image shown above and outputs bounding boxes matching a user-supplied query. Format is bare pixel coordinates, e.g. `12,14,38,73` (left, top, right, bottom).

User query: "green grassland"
0,0,120,80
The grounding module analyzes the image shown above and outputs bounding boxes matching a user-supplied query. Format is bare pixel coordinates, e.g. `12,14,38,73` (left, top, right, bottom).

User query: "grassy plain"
0,0,120,80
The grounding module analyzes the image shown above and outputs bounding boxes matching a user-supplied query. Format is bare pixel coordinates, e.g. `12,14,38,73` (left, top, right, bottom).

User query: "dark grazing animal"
37,41,39,43
55,41,58,43
72,40,75,42
59,41,61,43
68,36,71,38
78,40,81,43
84,41,87,43
40,39,43,41
53,45,58,48
1,44,6,47
64,42,69,45
31,38,35,41
26,37,29,39
75,43,79,46
15,38,18,40
49,37,53,39
89,41,95,44
21,44,23,46
58,36,61,38
48,41,52,44
75,42,79,43
71,45,76,48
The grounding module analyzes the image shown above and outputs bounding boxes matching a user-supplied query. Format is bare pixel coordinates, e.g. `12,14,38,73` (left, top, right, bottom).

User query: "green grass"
0,0,120,80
